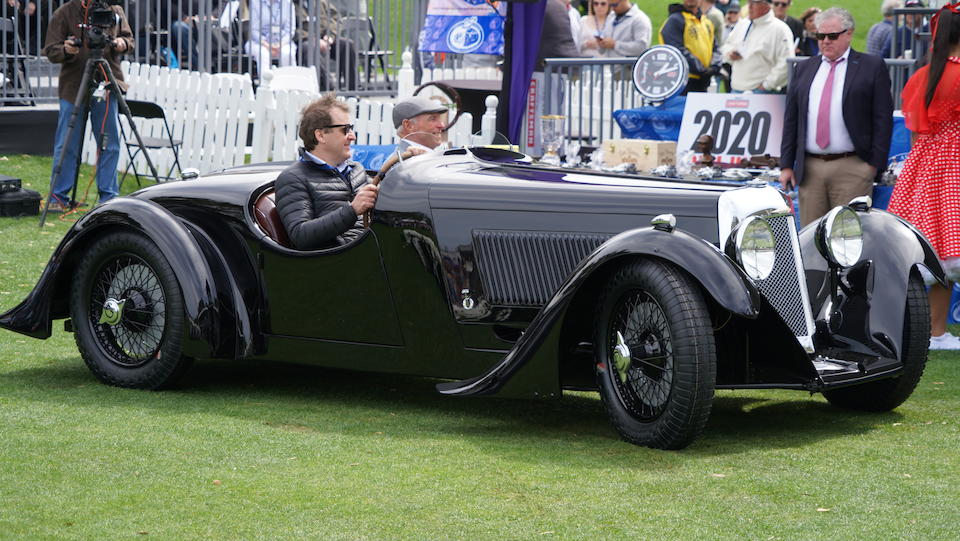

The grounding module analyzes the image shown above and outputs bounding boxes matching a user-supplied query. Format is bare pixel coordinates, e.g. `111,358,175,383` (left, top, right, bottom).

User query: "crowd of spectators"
1,0,947,97
2,0,369,91
534,0,943,96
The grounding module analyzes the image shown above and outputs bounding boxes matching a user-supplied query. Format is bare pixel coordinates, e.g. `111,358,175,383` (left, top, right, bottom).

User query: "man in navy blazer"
779,7,893,226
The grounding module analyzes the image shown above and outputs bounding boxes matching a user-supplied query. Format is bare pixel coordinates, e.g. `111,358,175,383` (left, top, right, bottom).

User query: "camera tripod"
39,45,157,227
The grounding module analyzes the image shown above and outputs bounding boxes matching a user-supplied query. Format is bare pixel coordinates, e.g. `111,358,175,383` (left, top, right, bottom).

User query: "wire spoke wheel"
89,256,166,366
610,290,674,420
71,232,190,389
595,259,717,450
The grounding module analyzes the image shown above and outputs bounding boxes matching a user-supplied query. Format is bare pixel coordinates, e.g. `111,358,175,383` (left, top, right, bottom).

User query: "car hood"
393,150,735,219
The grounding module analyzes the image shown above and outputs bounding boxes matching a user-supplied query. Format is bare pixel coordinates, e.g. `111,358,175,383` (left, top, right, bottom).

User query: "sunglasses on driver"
321,124,355,135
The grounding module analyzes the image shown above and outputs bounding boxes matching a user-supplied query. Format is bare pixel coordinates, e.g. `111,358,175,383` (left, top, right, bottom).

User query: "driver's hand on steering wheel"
351,184,379,216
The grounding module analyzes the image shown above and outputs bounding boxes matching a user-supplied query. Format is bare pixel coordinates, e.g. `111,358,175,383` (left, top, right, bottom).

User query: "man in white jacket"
599,0,652,57
720,0,794,92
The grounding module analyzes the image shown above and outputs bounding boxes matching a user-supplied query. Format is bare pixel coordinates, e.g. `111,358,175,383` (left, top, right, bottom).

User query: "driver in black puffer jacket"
275,94,378,250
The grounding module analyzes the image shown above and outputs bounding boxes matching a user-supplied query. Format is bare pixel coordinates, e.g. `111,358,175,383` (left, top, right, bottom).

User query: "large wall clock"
632,45,688,102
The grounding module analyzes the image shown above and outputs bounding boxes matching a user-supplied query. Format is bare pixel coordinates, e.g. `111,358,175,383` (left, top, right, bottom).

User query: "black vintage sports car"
0,147,944,449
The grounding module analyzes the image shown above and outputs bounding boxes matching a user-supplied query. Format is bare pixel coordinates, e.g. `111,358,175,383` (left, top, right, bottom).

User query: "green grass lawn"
1,154,959,539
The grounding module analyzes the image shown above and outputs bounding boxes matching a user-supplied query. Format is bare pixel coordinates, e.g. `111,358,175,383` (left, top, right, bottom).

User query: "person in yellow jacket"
659,0,721,93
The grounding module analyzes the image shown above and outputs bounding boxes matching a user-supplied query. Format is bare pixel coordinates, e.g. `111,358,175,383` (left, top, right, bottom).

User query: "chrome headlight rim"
817,206,863,268
735,215,777,281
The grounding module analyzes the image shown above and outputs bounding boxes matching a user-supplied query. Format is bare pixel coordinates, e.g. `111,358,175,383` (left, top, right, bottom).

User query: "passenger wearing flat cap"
393,96,449,153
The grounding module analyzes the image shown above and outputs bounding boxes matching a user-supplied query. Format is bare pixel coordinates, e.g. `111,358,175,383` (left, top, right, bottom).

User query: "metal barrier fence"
540,57,641,151
540,54,916,156
890,7,936,62
2,0,502,105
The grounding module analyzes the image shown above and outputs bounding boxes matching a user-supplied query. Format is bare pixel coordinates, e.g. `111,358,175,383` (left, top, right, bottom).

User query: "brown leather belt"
806,151,857,161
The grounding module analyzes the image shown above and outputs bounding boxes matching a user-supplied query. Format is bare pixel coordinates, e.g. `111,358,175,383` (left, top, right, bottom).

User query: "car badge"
461,289,475,310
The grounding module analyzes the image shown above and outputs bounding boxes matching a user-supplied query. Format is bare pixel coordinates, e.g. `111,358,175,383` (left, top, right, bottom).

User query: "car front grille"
755,215,814,338
473,230,611,306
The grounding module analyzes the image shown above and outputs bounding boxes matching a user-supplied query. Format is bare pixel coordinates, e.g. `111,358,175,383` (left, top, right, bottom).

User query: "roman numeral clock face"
633,45,688,101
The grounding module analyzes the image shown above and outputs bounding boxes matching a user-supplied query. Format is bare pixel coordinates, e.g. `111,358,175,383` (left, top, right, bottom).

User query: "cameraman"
41,0,134,210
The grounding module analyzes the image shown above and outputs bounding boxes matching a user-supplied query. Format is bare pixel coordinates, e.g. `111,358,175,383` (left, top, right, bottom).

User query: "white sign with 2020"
677,93,786,167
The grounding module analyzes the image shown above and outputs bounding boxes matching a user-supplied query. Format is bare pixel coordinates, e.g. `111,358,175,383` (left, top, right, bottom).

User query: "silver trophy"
540,115,565,166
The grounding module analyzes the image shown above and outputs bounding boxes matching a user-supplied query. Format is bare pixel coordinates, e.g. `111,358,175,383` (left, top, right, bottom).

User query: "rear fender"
0,198,254,359
437,227,760,398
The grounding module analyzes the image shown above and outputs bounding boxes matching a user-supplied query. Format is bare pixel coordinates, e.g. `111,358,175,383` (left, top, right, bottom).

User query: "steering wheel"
413,81,463,133
363,83,462,227
363,148,427,228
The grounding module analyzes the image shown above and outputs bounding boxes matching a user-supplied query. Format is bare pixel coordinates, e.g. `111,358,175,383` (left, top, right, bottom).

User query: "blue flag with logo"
419,0,507,55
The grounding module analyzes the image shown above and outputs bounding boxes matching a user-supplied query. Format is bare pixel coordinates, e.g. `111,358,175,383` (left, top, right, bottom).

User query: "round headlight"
818,207,863,268
736,216,776,280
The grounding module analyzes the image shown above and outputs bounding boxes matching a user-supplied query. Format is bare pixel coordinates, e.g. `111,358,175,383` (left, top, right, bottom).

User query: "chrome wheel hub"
98,297,126,326
613,331,632,383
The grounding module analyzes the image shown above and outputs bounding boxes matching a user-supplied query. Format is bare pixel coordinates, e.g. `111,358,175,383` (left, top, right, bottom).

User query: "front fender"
800,207,944,360
437,226,760,397
0,198,253,359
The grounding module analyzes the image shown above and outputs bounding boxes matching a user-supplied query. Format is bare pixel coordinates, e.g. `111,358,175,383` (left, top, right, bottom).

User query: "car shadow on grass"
2,357,903,457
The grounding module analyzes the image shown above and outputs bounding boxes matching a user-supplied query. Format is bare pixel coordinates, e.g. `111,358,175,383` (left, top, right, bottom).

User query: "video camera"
70,0,124,50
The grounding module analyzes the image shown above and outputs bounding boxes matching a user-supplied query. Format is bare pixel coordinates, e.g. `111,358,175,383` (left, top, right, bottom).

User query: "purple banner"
507,1,547,142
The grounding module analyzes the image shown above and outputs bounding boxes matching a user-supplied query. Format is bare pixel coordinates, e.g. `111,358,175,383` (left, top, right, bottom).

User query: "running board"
715,356,904,392
815,355,903,388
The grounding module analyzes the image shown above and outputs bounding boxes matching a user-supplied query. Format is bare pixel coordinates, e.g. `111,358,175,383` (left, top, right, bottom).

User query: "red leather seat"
253,189,292,248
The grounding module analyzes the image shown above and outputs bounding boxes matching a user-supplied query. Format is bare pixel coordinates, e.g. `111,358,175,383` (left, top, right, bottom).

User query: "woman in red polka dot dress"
889,3,960,350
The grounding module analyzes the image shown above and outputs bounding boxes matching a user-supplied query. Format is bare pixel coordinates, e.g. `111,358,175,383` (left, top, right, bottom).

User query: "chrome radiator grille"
473,230,611,306
755,215,814,337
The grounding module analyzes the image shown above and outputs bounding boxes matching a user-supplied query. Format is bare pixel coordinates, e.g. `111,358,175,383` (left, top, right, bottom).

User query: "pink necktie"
816,57,845,150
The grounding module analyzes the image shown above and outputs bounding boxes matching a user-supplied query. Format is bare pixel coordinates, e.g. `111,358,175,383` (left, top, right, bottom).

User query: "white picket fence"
70,54,638,180
79,57,501,177
80,63,256,179
251,67,500,163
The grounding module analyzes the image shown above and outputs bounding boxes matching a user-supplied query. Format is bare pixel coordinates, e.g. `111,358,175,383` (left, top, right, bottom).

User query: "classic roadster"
0,147,943,449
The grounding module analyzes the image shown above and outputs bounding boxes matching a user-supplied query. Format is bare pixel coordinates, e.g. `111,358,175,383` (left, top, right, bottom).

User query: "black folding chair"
119,100,182,187
1,17,36,104
340,16,392,89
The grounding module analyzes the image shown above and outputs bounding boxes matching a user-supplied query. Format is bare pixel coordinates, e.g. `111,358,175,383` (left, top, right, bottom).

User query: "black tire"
70,231,192,389
823,270,930,411
594,259,717,450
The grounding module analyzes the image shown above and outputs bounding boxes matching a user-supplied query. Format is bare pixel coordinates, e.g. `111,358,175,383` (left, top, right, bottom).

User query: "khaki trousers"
798,155,874,227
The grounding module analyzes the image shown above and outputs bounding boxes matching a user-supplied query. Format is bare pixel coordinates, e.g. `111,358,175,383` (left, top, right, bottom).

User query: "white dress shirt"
720,10,795,91
805,47,855,154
